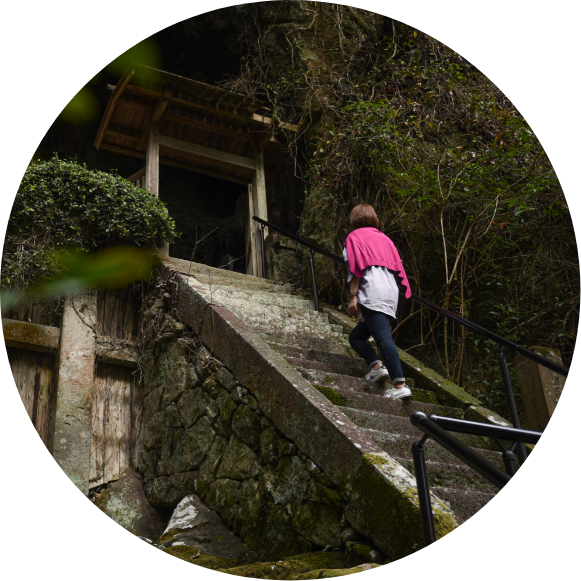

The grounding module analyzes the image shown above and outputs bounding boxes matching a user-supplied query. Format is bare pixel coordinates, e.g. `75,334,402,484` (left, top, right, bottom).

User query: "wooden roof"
94,64,294,185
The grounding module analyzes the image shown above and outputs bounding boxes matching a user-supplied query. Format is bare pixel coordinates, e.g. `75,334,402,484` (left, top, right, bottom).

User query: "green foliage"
2,155,176,290
1,247,156,313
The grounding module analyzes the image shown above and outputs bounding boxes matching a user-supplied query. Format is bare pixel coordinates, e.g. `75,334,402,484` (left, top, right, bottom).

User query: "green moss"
295,564,382,579
284,551,348,570
345,454,457,559
313,385,347,406
220,560,312,579
161,547,247,570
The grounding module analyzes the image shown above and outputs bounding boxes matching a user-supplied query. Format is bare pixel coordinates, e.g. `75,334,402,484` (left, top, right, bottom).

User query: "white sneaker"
365,365,390,382
383,385,412,400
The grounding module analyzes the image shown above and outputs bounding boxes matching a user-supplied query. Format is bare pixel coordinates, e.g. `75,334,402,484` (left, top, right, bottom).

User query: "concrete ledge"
2,318,60,353
96,337,140,368
162,263,457,559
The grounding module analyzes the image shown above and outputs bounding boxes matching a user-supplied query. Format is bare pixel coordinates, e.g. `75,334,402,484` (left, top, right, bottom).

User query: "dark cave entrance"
160,166,248,273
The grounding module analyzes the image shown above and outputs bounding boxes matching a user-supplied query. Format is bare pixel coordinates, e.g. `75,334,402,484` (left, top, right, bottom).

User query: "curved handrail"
253,215,569,378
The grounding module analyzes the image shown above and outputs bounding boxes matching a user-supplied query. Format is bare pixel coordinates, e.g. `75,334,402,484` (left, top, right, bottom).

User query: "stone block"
232,404,262,448
197,436,228,499
177,388,215,429
217,434,261,480
514,347,566,431
292,503,342,549
96,473,169,541
145,471,199,510
205,479,242,527
216,366,239,392
182,416,216,470
161,355,188,407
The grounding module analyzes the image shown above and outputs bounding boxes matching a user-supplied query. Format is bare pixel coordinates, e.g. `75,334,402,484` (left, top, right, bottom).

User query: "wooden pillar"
246,184,257,277
514,347,566,431
145,122,169,257
51,292,97,495
253,148,268,278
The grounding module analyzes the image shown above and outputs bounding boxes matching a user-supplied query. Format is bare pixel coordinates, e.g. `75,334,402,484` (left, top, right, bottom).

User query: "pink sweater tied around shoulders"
344,227,412,299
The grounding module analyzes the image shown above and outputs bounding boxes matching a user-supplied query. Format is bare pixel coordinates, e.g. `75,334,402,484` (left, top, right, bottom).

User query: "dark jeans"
349,304,405,384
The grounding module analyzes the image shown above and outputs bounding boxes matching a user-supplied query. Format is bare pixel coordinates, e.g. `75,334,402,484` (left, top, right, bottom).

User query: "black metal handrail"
253,216,568,461
410,411,542,545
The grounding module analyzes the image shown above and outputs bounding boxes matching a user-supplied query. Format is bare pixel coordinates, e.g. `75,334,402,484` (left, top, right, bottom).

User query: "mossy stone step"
263,333,356,360
340,407,492,450
292,365,439,405
324,387,464,419
396,458,499,493
360,427,504,469
430,487,495,525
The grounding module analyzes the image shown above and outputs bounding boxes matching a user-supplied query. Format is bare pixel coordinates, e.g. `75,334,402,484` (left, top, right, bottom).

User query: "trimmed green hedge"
2,155,176,289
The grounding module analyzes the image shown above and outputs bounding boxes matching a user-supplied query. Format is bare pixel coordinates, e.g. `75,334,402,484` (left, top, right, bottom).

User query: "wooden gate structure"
5,65,294,494
94,63,295,277
3,289,141,494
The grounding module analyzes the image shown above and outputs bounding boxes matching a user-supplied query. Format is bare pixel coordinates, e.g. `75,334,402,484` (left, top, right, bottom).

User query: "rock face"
138,299,379,562
95,473,170,541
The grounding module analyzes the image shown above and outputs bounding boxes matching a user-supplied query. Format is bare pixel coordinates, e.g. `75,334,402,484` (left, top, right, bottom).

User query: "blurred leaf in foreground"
1,246,157,313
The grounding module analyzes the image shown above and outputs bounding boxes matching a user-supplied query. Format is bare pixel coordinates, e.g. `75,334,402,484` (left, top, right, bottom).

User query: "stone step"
191,274,294,295
340,408,491,450
208,289,320,311
431,487,495,525
330,388,464,420
293,365,439,405
360,427,504,469
269,342,362,368
260,330,347,347
234,313,342,338
211,298,330,324
397,458,499,494
167,256,283,287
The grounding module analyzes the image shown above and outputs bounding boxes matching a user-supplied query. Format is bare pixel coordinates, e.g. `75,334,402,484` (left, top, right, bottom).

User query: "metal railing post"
498,347,527,463
260,224,266,279
309,249,320,312
412,439,436,546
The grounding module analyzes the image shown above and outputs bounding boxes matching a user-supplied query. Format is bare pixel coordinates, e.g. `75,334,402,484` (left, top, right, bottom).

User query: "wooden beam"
253,148,268,278
2,318,60,353
159,135,256,171
94,67,135,149
116,95,153,112
255,129,274,152
164,108,253,141
100,143,250,184
136,87,172,150
252,113,298,132
165,162,250,185
100,142,145,159
152,87,172,123
105,124,141,141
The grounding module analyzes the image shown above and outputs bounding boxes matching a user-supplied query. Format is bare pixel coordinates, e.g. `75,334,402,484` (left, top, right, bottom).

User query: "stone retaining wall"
138,299,380,562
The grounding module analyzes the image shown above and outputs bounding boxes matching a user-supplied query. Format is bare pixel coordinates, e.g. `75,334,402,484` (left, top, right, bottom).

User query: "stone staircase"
167,257,504,528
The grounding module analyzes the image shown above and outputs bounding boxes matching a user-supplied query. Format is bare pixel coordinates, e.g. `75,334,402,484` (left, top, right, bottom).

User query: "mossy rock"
284,551,348,570
220,560,312,579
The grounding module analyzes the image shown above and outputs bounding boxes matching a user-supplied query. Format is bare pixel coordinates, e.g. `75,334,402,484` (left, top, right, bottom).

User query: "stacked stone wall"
138,300,382,562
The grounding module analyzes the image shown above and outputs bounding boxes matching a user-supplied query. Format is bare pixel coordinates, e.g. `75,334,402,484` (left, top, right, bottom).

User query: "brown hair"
350,203,379,230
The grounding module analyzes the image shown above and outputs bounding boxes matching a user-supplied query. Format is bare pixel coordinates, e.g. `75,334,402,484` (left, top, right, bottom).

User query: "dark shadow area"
159,166,247,272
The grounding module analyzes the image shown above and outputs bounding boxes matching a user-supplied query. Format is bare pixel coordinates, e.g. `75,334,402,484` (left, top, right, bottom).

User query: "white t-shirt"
343,247,400,320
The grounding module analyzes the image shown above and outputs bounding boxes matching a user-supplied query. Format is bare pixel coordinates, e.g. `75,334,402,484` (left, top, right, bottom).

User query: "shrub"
2,155,177,290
